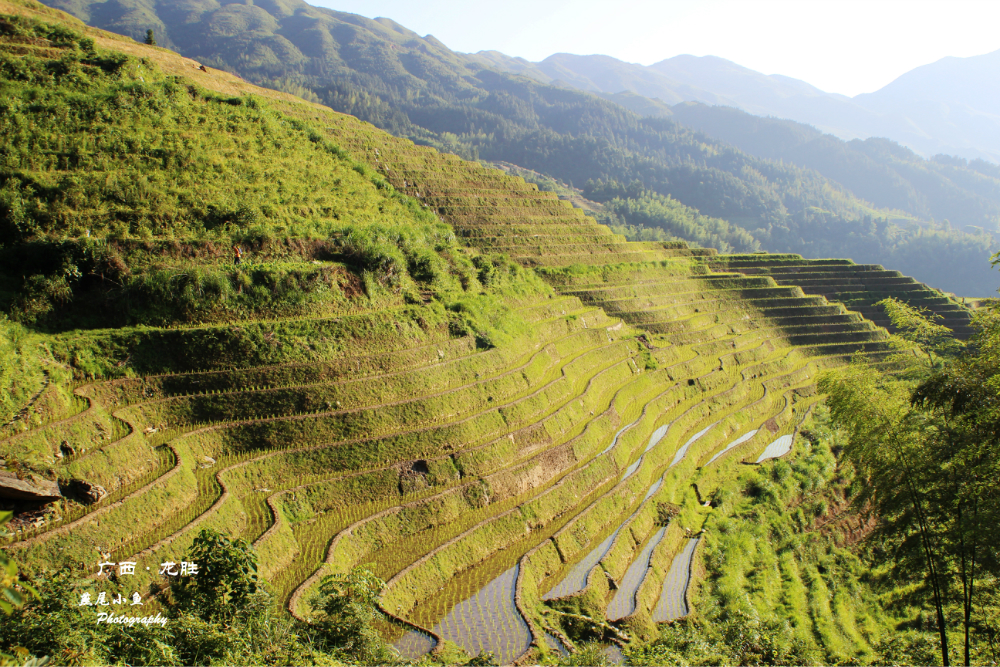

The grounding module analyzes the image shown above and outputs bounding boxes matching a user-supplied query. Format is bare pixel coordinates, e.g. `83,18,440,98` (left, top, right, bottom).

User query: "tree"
910,307,1000,666
308,567,394,664
145,29,156,46
820,306,1000,666
877,297,964,366
171,529,261,622
820,362,953,664
0,512,48,666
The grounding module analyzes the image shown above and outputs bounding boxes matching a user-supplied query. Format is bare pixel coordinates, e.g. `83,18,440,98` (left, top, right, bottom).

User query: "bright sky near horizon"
310,0,1000,97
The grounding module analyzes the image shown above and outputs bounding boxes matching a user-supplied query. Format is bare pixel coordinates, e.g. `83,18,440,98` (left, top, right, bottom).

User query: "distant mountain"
647,55,888,141
477,51,1000,164
669,103,1000,233
471,48,1000,230
469,51,735,107
854,50,1000,164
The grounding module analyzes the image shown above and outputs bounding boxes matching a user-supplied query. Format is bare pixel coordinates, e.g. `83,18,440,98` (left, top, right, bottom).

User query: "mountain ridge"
479,49,1000,163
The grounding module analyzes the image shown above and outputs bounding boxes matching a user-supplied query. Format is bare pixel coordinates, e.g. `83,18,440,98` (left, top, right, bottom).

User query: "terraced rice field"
757,434,796,463
706,255,975,338
671,423,718,467
604,644,626,664
544,633,570,655
426,565,530,663
3,85,922,663
707,429,759,465
392,559,533,663
392,627,436,661
542,491,646,601
1,255,876,661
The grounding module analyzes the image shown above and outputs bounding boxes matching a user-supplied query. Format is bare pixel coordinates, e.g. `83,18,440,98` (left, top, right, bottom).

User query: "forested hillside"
35,0,1000,296
670,103,1000,235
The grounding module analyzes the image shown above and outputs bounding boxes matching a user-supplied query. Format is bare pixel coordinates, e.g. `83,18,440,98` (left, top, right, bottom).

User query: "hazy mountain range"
472,49,1000,164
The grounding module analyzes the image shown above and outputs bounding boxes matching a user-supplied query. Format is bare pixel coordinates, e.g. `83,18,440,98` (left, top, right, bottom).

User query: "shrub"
309,568,396,664
170,529,261,622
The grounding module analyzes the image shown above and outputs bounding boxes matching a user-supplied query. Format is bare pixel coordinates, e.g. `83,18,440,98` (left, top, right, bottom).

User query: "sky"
310,0,1000,97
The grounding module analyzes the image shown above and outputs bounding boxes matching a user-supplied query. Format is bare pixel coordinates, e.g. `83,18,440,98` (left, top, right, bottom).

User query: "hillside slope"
0,3,968,665
32,0,1000,297
669,103,1000,237
470,51,736,108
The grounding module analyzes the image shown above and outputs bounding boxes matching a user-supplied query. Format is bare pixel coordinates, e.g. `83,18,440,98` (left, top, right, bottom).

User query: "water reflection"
653,537,700,622
669,422,717,467
544,479,662,600
756,433,794,463
707,429,759,465
606,526,666,621
396,565,531,664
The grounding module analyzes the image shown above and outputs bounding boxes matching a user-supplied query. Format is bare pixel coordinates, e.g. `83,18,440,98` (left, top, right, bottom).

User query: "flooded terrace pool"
397,563,531,664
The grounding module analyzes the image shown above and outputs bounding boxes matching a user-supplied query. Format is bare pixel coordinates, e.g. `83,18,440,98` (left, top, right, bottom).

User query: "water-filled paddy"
544,632,570,656
544,524,625,600
644,422,671,452
604,643,625,664
543,478,663,600
621,456,643,480
756,433,794,462
601,417,642,455
623,420,676,481
669,421,718,467
392,628,436,660
642,478,663,502
606,526,667,620
653,537,700,622
396,565,531,663
707,428,759,465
